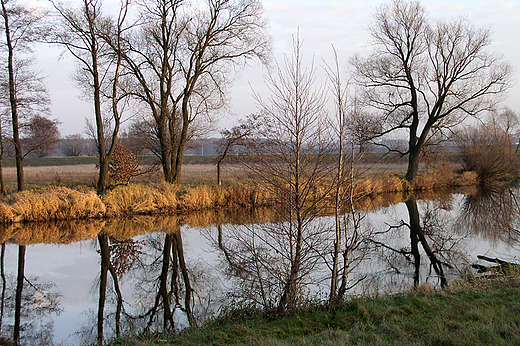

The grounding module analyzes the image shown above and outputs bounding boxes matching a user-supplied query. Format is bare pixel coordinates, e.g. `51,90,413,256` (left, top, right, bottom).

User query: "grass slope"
110,276,520,346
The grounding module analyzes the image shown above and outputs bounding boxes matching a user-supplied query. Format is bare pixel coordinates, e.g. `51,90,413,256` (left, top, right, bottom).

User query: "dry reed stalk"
181,185,215,210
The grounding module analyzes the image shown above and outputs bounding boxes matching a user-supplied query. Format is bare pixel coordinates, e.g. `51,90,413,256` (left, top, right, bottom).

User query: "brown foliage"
108,139,141,186
0,186,105,223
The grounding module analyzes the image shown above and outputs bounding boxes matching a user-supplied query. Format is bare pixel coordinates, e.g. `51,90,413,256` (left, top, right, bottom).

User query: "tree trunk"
405,144,422,184
14,245,25,345
172,228,196,328
97,234,109,346
171,101,190,185
159,234,174,329
2,0,23,192
0,123,5,195
0,244,5,333
405,197,447,288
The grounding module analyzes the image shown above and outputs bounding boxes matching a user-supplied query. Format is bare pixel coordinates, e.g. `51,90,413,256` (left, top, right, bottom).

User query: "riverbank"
0,166,479,224
108,271,520,346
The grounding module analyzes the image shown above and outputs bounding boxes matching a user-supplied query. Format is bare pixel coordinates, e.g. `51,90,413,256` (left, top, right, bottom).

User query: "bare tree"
324,47,379,305
51,0,130,194
119,0,270,185
352,0,512,183
216,113,261,186
22,115,60,157
237,35,332,314
456,122,518,184
0,0,48,191
61,133,85,156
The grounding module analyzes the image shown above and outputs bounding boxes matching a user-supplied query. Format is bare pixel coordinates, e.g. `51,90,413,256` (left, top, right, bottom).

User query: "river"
0,188,518,345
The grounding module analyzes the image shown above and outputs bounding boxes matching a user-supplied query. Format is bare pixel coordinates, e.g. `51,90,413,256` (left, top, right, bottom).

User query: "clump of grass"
0,186,105,223
456,170,479,186
180,183,275,211
353,174,406,199
102,183,179,217
181,184,217,210
414,163,457,190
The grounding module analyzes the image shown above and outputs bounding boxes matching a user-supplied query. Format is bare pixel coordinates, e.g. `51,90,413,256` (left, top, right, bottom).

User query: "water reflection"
369,195,471,292
456,188,520,245
0,189,518,344
0,244,62,346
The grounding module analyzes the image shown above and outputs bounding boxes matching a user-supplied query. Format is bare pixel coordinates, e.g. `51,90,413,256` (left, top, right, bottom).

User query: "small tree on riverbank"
51,0,130,195
216,113,262,186
222,35,333,314
0,0,48,191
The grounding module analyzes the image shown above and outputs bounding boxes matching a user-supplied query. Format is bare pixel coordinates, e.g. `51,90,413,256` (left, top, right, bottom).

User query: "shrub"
457,124,519,184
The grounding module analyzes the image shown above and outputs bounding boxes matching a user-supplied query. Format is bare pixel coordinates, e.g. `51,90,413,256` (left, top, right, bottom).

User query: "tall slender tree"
51,0,130,194
0,0,48,191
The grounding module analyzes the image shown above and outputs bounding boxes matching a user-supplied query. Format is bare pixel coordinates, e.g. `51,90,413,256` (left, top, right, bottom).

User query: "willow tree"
120,0,270,184
352,0,512,183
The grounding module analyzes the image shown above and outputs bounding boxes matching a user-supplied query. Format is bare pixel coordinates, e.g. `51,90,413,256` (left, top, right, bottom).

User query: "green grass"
108,275,520,346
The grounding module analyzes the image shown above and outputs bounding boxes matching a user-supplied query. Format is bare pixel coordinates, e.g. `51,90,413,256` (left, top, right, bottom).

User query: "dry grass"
0,163,245,188
414,163,478,191
2,165,98,188
0,160,480,225
180,183,275,211
0,186,105,223
102,183,179,217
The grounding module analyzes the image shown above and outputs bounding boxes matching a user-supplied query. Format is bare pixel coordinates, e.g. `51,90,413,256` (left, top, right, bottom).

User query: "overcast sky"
37,0,520,136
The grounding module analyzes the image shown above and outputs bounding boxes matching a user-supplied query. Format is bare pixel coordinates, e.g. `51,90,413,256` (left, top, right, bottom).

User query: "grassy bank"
0,166,479,224
109,273,520,346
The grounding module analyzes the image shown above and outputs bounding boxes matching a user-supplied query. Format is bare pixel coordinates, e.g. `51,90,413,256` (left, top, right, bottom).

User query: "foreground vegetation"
107,271,520,346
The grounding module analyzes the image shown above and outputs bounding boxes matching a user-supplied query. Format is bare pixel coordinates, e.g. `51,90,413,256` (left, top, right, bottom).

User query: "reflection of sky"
4,241,100,345
2,192,520,344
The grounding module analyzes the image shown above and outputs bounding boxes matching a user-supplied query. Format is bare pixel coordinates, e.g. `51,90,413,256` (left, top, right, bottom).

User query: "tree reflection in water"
78,217,224,345
455,187,520,246
367,194,470,292
0,244,61,346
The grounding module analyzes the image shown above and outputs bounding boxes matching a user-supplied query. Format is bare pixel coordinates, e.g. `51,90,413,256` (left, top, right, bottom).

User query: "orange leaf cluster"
109,139,141,185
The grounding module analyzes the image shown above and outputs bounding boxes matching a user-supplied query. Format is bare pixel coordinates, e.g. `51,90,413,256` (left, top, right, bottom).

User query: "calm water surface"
1,189,519,345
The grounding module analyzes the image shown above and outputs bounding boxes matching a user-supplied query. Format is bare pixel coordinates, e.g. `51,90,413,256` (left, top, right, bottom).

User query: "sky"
35,0,520,136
